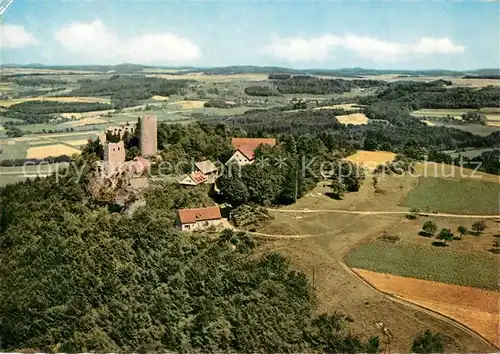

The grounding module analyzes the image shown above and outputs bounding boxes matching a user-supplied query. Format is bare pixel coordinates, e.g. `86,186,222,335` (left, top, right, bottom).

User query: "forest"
69,76,195,109
364,81,500,110
0,147,378,352
273,77,387,94
5,101,112,124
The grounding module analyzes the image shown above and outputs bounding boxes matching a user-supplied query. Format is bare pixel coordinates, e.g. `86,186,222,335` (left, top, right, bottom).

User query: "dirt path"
268,208,500,219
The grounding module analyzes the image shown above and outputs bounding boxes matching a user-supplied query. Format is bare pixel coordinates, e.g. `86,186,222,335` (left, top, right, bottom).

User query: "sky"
1,0,498,70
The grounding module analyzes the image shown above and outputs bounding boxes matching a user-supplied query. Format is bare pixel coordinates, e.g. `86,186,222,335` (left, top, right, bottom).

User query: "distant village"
97,116,276,232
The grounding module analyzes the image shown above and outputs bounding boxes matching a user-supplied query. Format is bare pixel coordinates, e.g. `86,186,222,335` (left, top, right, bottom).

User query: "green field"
443,148,498,158
0,163,66,186
411,108,473,119
439,123,499,136
344,241,498,290
401,177,500,214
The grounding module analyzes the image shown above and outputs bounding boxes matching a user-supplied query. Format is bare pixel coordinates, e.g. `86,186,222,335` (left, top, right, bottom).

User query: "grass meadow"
401,177,500,214
344,241,498,290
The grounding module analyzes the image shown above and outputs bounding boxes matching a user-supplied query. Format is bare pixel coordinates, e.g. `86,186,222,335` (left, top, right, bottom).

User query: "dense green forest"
245,86,280,96
5,101,112,124
10,78,69,86
273,77,387,95
0,151,377,352
69,76,194,109
363,81,499,109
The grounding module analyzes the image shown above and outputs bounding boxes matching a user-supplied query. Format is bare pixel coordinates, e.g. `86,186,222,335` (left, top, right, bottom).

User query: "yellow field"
313,103,361,110
173,100,206,109
335,113,369,125
63,117,107,127
0,96,111,107
484,113,500,122
422,120,436,126
60,109,115,119
344,150,396,170
0,84,13,92
151,95,169,101
64,139,91,147
354,269,499,347
26,144,81,158
485,121,500,127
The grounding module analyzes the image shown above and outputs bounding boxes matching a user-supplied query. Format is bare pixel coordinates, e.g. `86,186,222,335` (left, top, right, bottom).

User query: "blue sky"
1,0,498,69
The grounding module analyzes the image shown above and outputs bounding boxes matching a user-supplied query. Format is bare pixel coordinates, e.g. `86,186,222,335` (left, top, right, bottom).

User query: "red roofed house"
176,206,223,231
227,138,276,166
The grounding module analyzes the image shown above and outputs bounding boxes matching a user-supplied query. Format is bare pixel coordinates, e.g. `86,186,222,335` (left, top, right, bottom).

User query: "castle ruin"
103,141,126,173
139,115,157,156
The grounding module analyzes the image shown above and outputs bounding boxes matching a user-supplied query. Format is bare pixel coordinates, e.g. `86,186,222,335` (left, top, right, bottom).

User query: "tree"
330,180,347,199
422,221,437,237
456,226,467,240
436,228,454,246
411,330,444,353
217,173,250,207
471,220,486,235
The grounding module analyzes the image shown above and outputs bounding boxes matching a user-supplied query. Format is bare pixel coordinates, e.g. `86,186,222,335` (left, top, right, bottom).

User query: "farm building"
179,160,218,186
179,171,209,186
195,160,218,177
227,137,276,166
176,206,223,231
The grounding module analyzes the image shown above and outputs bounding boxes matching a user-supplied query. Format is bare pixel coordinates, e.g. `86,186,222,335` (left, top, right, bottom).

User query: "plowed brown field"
353,268,499,347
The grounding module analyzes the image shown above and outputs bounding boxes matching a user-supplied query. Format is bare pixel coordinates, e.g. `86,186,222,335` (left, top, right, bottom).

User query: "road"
267,207,500,219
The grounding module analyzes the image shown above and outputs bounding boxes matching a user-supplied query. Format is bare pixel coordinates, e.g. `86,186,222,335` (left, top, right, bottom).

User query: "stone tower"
103,141,126,172
139,115,157,156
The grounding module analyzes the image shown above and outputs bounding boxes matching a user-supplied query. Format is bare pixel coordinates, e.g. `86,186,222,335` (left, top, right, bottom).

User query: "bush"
411,330,444,353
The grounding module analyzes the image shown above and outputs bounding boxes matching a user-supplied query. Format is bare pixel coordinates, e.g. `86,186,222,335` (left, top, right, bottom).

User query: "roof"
177,206,222,224
237,145,258,160
190,171,208,184
231,138,276,160
195,160,217,174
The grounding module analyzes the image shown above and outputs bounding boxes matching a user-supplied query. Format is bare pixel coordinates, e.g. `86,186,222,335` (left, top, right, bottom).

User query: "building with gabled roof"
179,171,209,186
176,206,223,231
195,160,218,175
227,137,276,166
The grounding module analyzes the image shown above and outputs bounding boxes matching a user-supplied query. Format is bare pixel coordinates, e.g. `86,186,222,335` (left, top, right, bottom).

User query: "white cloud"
267,34,465,62
54,20,201,64
1,24,38,49
412,37,465,54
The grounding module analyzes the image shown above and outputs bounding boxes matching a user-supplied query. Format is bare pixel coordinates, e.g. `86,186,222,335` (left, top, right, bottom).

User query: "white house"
227,138,276,166
176,206,223,231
